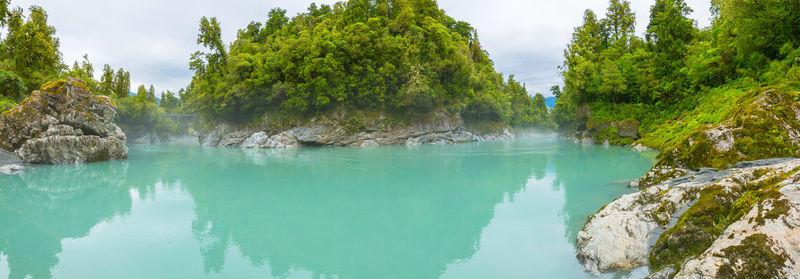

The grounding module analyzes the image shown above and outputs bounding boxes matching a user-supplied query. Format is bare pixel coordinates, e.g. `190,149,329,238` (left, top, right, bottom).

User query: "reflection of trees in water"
176,143,546,279
0,162,131,279
0,141,553,279
551,141,655,244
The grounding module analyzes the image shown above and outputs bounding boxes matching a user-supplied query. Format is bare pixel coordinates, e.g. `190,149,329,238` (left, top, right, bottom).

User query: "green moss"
649,168,800,271
716,234,789,279
590,125,636,145
580,85,800,170
653,88,800,169
40,79,66,92
88,146,111,163
0,98,16,112
649,185,738,270
762,199,791,224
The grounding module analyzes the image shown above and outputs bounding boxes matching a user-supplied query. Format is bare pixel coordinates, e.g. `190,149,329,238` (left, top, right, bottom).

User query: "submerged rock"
201,108,514,148
578,159,800,277
0,164,24,175
0,78,127,164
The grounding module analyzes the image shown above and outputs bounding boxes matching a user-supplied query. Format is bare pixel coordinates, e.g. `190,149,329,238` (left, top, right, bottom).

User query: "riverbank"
574,87,800,277
199,108,515,148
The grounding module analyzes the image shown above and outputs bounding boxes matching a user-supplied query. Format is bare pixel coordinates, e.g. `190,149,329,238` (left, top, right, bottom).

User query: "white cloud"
7,0,712,96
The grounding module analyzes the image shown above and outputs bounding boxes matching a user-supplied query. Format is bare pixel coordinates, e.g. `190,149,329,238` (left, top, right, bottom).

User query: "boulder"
578,159,800,278
0,78,127,164
582,118,639,144
613,119,640,139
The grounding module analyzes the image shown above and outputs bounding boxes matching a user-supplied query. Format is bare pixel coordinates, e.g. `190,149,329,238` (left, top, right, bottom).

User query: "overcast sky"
8,0,712,97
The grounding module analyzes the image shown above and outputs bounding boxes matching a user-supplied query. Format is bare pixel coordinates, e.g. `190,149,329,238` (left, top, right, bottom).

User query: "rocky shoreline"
573,87,800,278
577,158,800,278
199,109,514,148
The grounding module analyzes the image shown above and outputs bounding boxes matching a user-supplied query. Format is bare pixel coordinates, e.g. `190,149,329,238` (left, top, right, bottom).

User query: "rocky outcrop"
0,78,127,164
200,109,514,148
577,158,800,278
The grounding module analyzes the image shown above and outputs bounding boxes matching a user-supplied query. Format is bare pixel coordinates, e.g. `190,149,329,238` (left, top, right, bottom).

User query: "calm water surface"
0,132,656,279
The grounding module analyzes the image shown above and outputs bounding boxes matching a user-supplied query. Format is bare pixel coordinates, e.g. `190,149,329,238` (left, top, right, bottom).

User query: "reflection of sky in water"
0,133,655,279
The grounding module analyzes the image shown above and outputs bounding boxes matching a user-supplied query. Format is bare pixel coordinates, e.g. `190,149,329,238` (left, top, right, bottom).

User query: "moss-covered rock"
675,177,800,278
658,89,800,169
0,78,127,164
716,234,790,278
648,165,800,274
577,158,800,277
583,117,640,145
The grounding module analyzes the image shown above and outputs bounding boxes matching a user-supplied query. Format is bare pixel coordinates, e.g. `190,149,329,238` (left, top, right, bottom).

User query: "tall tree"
562,10,604,102
1,5,63,89
646,0,695,96
65,54,98,92
99,64,114,96
262,8,288,37
196,16,227,72
603,0,636,46
0,0,9,28
550,85,562,98
147,84,156,103
113,68,130,99
136,84,148,101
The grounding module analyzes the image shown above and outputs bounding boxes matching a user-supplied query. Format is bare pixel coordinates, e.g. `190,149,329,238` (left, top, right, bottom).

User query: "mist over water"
0,132,655,278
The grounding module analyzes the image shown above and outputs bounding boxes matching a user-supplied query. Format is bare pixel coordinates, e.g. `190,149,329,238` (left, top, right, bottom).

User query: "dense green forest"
554,0,800,146
183,0,551,127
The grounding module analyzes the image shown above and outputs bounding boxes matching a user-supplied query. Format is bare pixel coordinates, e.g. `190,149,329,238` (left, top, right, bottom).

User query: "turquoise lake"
0,132,656,279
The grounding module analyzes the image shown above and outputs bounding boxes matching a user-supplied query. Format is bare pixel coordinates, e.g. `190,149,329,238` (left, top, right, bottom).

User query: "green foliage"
555,0,800,164
561,9,603,104
159,91,183,113
713,0,800,67
646,0,695,99
0,5,64,90
0,0,8,29
62,54,99,93
135,85,147,101
0,69,25,101
557,0,697,110
99,64,115,96
116,96,178,138
602,0,636,45
0,97,14,112
184,0,549,127
112,68,131,99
